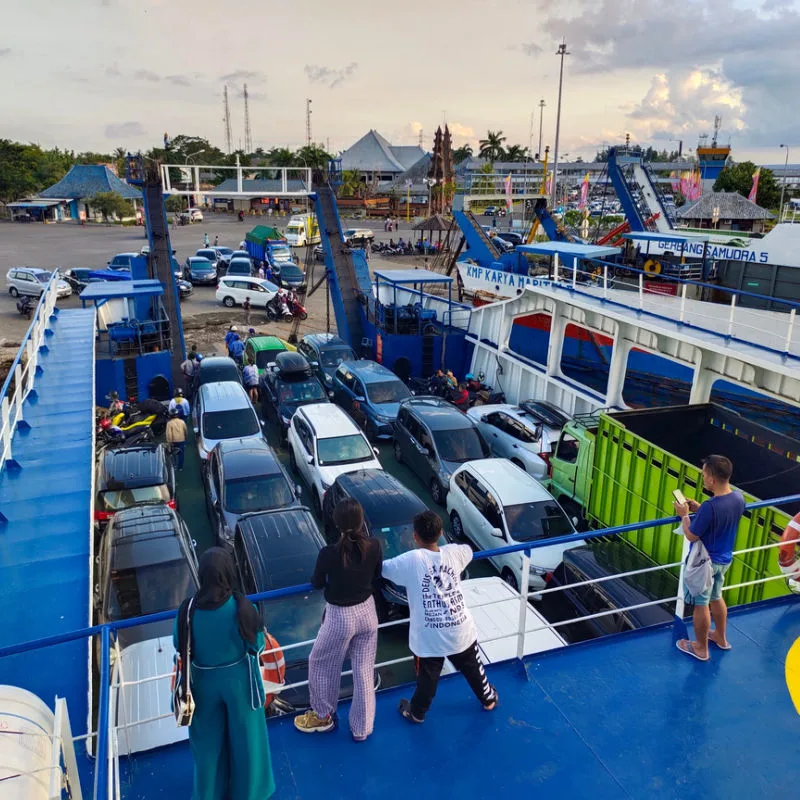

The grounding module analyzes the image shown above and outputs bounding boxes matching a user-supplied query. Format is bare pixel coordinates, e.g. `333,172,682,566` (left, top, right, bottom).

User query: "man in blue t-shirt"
674,454,745,661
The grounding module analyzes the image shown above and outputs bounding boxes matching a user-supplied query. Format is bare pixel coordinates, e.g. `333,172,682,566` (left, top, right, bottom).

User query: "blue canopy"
80,279,163,305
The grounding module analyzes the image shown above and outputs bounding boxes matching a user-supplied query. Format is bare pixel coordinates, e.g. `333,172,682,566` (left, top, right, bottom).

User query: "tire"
393,440,403,464
9,287,18,298
430,478,445,506
312,490,323,519
223,296,235,308
289,447,298,474
299,311,308,321
450,511,465,541
501,568,519,592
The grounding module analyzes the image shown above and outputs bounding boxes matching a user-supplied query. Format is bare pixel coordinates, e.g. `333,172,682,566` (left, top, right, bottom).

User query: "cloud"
448,122,475,145
105,121,145,139
304,62,358,89
521,42,542,57
105,63,122,78
133,69,161,83
220,70,263,84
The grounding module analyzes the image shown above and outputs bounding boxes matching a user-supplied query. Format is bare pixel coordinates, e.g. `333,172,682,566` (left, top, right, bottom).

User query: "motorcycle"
16,296,34,319
285,292,308,321
238,210,245,222
96,418,155,449
103,397,168,436
266,293,293,322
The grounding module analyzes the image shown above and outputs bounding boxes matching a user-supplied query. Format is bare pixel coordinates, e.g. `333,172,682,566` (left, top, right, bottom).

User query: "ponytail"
333,498,367,567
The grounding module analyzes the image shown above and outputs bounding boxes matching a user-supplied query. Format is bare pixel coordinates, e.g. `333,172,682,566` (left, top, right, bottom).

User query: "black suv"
258,351,330,439
393,397,490,505
296,334,356,391
95,444,175,525
95,503,198,647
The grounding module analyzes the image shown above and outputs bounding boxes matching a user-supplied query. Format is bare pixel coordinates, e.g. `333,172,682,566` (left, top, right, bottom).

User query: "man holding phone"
673,455,745,661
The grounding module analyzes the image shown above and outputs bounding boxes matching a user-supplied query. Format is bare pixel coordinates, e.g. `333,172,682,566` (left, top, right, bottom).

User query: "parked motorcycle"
266,292,293,322
16,296,34,319
96,418,155,449
285,291,308,321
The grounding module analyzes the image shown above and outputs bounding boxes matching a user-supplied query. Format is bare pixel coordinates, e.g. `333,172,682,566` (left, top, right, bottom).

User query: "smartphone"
672,489,687,506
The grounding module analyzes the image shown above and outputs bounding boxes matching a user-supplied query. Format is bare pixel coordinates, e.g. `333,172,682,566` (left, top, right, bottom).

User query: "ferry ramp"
0,300,96,736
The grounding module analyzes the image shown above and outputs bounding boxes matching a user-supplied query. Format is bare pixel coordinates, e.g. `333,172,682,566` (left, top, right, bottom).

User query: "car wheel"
450,511,465,541
501,568,519,592
289,447,298,474
313,490,323,519
510,458,526,472
393,440,403,464
430,478,445,506
9,287,18,298
223,296,236,308
299,311,308,321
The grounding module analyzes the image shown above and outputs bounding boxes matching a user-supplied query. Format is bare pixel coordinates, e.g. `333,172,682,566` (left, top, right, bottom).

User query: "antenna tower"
223,85,232,154
305,98,312,147
243,84,253,153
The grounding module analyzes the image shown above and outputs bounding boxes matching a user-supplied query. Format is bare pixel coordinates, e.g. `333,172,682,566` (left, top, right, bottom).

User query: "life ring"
643,259,662,275
778,514,800,587
259,632,286,706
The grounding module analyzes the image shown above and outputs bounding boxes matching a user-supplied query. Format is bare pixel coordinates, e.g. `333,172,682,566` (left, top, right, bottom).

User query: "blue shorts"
684,562,730,606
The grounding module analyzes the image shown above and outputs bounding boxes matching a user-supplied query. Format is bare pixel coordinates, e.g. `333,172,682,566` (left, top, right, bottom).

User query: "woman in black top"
294,499,381,742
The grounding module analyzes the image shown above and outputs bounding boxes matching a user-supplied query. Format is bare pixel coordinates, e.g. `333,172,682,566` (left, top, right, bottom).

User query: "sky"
2,0,799,164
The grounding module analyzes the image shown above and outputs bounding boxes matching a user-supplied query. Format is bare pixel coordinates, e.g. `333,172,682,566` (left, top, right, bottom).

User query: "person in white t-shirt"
381,510,498,723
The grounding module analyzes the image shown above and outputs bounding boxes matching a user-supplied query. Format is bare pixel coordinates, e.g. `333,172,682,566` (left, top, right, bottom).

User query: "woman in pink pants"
294,499,381,742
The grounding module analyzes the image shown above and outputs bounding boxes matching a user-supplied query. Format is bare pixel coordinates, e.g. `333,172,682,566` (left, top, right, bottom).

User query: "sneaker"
294,710,335,734
483,689,499,711
398,699,424,724
352,732,368,743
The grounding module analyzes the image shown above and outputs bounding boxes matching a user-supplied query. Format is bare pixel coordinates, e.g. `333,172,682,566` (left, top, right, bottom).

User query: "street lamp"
779,144,790,223
551,40,570,206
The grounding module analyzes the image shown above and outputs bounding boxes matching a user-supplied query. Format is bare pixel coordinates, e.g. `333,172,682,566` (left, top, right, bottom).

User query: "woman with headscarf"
173,547,275,800
294,499,381,742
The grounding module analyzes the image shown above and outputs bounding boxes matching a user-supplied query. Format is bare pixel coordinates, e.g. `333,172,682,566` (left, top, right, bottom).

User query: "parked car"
494,231,524,247
108,253,139,271
194,356,240,391
7,267,72,299
203,438,300,546
543,541,677,642
331,360,411,440
446,458,582,591
321,469,437,617
296,334,356,390
225,257,254,278
313,244,325,263
342,228,374,244
394,397,490,506
287,403,382,517
94,443,176,525
274,263,306,291
183,256,217,285
466,400,569,477
483,206,498,216
213,246,234,267
61,267,94,293
230,250,251,262
179,208,203,223
176,278,193,300
193,381,263,462
196,248,222,269
244,335,296,376
216,276,278,309
259,352,330,439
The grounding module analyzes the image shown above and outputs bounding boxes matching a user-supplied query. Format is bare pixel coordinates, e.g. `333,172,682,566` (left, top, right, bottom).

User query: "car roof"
299,403,359,437
302,333,349,350
215,439,283,480
11,266,50,276
247,336,286,352
198,381,252,410
228,257,252,265
188,256,214,264
198,356,239,376
403,397,474,430
339,359,398,384
461,458,553,505
335,469,427,526
99,444,167,490
108,505,186,570
236,508,325,590
108,503,180,543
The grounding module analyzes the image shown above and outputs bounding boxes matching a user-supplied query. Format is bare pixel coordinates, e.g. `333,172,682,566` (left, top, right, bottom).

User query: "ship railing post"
0,396,11,465
553,253,560,282
25,340,35,394
516,548,531,661
603,264,608,298
571,260,577,289
784,308,796,354
638,273,643,309
95,626,111,800
727,293,737,337
679,282,687,324
13,364,24,424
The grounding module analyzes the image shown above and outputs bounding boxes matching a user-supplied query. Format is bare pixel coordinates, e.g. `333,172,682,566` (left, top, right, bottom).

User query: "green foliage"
452,144,473,164
478,131,507,161
504,144,530,162
340,169,362,198
0,139,72,202
713,161,780,209
91,191,133,221
164,195,186,213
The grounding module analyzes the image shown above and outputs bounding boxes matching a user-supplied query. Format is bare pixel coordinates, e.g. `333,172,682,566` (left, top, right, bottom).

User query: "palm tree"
504,144,529,162
340,169,362,198
478,131,506,161
452,144,473,164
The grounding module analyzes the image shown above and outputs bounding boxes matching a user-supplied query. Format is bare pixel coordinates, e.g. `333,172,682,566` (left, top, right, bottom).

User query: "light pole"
779,144,790,222
184,149,205,210
537,98,545,159
551,41,570,206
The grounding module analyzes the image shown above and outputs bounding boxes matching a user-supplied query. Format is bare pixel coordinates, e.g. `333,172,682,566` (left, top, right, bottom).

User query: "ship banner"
458,263,566,298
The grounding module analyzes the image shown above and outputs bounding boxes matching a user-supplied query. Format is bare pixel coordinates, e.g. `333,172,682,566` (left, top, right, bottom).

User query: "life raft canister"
643,259,662,275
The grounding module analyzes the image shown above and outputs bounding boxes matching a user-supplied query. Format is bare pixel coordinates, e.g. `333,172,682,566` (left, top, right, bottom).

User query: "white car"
193,381,264,461
180,207,204,223
216,276,278,309
342,228,374,244
467,400,569,476
446,458,582,591
7,267,72,299
287,404,382,517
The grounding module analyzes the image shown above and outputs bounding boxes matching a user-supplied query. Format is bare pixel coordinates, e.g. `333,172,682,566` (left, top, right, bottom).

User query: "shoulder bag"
172,598,196,727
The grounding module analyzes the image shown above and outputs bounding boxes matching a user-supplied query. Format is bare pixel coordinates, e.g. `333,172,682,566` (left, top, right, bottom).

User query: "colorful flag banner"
748,167,761,203
579,173,590,209
504,173,513,211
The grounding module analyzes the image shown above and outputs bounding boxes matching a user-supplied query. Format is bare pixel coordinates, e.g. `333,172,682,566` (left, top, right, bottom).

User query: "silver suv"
7,267,72,299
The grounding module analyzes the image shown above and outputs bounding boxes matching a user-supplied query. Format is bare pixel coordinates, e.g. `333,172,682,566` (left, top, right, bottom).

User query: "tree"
165,195,186,213
294,144,332,170
478,130,506,161
452,144,473,164
504,144,529,162
91,191,133,221
266,147,295,166
714,161,781,209
340,169,362,198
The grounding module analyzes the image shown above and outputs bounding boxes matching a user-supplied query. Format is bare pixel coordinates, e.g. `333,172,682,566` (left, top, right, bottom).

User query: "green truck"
548,403,798,606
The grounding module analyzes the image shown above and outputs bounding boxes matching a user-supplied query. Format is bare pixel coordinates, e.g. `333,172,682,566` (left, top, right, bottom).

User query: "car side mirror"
373,447,380,457
491,527,504,539
295,484,303,496
480,415,488,423
306,454,314,465
355,396,366,402
327,391,334,399
193,427,199,435
572,516,579,526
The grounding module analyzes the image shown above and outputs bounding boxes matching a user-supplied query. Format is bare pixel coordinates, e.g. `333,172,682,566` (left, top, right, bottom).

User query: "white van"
216,276,278,309
193,382,264,461
284,214,320,247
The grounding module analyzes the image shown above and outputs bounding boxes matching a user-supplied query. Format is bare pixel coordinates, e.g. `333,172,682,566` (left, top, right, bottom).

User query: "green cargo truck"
548,403,799,606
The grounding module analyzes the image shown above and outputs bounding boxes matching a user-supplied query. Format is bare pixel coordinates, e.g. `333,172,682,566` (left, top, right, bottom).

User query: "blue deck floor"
0,308,95,735
110,597,800,800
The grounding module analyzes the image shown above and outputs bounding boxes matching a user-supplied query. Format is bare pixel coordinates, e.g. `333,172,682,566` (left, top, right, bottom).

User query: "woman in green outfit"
174,547,276,800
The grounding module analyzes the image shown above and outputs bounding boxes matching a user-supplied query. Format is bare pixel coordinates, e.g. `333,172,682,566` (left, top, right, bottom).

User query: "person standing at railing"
382,510,498,723
174,548,275,800
294,499,381,742
674,455,745,661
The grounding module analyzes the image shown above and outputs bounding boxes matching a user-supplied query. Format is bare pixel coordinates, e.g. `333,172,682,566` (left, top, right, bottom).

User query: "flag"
748,167,761,203
545,171,553,197
670,171,680,193
504,173,513,211
579,173,590,209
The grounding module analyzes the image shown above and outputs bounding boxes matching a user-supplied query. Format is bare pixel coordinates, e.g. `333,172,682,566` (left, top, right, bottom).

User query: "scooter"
96,418,155,449
16,296,34,319
266,293,293,322
285,292,308,321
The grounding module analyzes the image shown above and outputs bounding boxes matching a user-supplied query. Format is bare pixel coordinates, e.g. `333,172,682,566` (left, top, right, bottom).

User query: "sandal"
708,635,732,651
676,639,710,662
398,699,424,724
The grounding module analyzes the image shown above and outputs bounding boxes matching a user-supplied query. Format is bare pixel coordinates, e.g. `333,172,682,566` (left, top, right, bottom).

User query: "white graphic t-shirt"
381,544,477,658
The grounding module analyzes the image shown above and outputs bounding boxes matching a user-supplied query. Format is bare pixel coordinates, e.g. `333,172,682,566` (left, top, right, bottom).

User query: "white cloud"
304,62,358,89
105,121,145,139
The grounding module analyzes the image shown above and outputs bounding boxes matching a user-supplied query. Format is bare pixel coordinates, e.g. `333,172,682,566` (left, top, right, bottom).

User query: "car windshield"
365,380,410,405
191,260,213,270
254,349,283,369
217,248,233,256
108,560,196,620
272,247,292,259
321,347,355,367
35,272,50,284
101,485,170,511
503,500,574,542
202,409,259,440
317,434,373,466
371,522,446,559
198,365,240,385
287,226,301,233
224,474,294,514
278,379,326,404
281,266,302,278
198,250,216,259
433,428,488,463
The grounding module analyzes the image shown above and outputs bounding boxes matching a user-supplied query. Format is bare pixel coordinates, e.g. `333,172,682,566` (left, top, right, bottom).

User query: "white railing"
0,277,59,471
